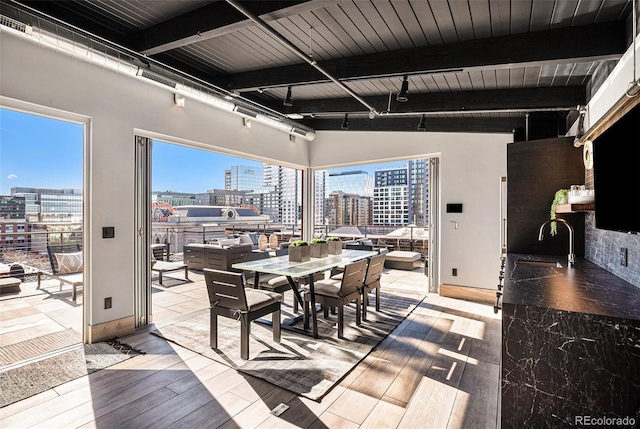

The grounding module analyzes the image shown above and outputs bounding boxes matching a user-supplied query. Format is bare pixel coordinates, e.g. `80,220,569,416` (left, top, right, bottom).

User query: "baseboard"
439,284,497,305
87,315,135,343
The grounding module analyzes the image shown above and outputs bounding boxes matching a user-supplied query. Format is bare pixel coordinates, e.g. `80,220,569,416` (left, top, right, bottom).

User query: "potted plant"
310,238,329,258
289,240,310,262
550,189,569,235
327,236,342,255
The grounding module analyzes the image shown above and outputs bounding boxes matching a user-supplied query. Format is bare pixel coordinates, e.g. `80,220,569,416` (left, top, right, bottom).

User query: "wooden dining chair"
303,259,367,339
204,269,281,360
362,253,386,321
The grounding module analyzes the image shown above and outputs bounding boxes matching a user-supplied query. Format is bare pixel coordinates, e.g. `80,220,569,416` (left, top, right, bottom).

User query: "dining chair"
241,252,297,309
303,259,367,339
204,269,281,360
362,253,386,321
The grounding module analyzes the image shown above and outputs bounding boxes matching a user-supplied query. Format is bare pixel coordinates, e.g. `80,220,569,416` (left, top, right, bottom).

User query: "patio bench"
384,251,421,271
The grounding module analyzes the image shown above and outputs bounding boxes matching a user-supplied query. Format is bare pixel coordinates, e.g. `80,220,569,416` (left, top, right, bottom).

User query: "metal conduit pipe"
225,0,379,116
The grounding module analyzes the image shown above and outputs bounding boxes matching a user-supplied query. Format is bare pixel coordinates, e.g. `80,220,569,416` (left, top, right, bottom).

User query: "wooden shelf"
555,203,595,213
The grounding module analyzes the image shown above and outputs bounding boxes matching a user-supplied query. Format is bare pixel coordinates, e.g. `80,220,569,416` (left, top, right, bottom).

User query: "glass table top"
232,249,377,277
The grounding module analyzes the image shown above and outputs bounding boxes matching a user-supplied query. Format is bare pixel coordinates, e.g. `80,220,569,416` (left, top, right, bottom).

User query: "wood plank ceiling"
3,0,634,135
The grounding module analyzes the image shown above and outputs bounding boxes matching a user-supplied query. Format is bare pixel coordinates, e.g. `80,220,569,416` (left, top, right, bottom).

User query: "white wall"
310,131,511,289
0,33,310,329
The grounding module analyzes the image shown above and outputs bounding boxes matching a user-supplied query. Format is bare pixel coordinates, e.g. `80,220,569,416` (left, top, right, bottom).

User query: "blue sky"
1,108,404,195
1,108,83,195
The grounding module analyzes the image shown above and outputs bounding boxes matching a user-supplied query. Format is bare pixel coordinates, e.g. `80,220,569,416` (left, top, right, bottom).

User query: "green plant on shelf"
291,240,308,246
550,189,569,236
311,238,327,244
326,236,341,242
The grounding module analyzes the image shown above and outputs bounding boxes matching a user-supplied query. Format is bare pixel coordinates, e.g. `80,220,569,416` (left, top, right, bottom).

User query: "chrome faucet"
538,218,575,267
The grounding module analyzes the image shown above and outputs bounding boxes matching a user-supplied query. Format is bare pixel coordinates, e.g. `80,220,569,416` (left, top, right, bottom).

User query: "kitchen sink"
516,260,563,268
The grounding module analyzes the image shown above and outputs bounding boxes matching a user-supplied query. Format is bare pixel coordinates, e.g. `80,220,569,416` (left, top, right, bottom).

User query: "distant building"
195,189,247,206
11,187,82,222
153,191,196,207
373,167,410,226
0,195,26,220
263,164,301,225
0,220,28,249
327,192,372,226
372,159,429,226
168,205,270,224
326,170,374,197
225,165,264,191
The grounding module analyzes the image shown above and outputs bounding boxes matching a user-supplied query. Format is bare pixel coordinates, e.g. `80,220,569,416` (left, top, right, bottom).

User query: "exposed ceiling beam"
303,116,524,133
225,21,626,92
282,87,586,116
133,1,321,55
9,0,131,46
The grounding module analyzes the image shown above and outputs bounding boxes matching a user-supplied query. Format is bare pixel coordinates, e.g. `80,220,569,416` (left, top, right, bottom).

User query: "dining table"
232,249,377,338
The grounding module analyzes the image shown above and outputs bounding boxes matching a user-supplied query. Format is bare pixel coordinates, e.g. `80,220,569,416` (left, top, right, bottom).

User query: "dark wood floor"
0,267,500,428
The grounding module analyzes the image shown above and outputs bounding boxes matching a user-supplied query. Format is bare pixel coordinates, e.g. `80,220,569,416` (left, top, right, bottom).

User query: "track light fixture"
283,86,293,107
417,114,426,131
397,75,409,102
341,113,349,130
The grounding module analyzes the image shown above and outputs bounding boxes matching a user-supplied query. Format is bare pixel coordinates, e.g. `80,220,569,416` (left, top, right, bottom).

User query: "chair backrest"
204,269,248,311
364,254,386,286
275,247,289,256
340,259,368,296
47,244,82,275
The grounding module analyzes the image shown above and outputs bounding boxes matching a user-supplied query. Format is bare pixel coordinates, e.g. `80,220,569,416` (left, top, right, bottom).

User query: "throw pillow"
55,251,83,274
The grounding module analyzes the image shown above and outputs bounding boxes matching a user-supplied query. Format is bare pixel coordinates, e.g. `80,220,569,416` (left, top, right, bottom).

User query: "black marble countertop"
503,253,640,320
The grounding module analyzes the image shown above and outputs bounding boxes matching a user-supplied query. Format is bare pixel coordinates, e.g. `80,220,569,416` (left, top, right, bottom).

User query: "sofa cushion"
55,251,83,274
218,237,241,247
239,234,254,245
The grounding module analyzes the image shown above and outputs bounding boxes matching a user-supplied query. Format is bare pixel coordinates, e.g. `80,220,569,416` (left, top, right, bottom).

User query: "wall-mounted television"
593,101,640,233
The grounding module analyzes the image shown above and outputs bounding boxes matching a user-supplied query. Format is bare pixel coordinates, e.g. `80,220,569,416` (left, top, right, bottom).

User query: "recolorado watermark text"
575,416,636,426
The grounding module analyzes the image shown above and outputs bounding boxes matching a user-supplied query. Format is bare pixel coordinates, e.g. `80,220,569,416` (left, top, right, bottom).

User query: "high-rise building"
225,165,264,191
314,170,326,225
371,160,429,226
11,187,82,222
408,159,429,226
263,163,301,225
327,191,372,226
373,167,410,226
326,170,374,197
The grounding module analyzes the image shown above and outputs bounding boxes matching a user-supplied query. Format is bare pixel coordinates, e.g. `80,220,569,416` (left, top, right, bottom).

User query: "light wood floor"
0,267,501,428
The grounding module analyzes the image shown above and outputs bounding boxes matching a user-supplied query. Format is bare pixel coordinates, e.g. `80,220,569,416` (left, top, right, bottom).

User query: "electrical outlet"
452,268,458,276
105,297,112,309
620,248,628,267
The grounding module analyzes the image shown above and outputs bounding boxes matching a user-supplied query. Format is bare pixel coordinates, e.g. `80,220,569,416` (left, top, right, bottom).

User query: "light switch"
450,221,458,230
102,227,115,238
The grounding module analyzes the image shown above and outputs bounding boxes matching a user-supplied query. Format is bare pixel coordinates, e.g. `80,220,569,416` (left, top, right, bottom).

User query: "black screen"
593,102,640,233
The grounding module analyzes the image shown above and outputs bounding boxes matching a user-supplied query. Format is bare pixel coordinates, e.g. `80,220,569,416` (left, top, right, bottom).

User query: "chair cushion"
55,252,83,274
246,273,289,289
305,279,341,297
245,288,281,311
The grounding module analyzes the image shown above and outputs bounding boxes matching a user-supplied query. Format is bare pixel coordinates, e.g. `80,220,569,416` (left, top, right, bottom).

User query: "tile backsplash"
585,213,640,288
